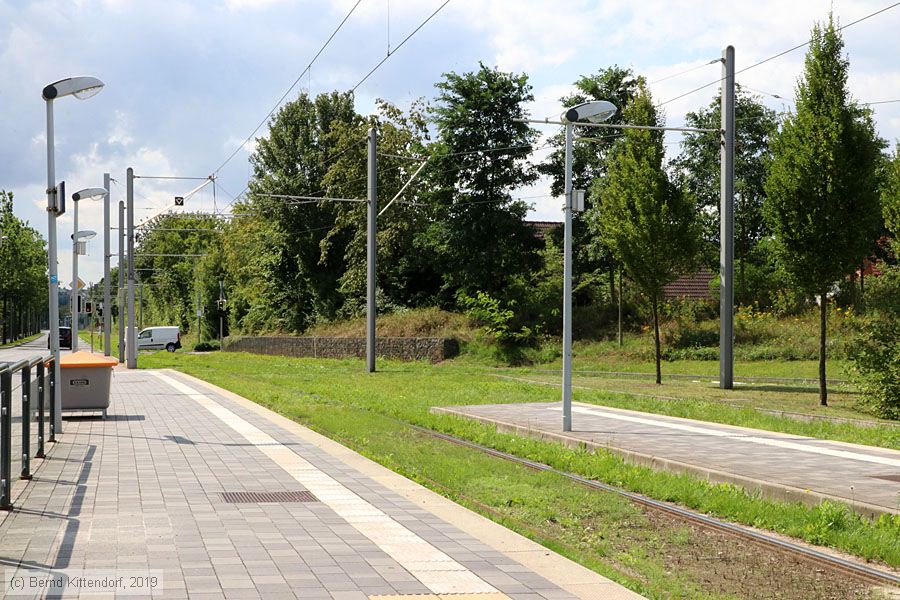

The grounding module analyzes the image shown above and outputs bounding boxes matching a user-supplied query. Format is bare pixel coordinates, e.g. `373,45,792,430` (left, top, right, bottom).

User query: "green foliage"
591,85,701,381
458,290,532,345
247,90,363,329
674,89,778,269
193,340,220,352
764,15,884,404
764,16,884,297
847,263,900,419
0,190,47,342
883,143,900,236
423,63,542,302
539,68,643,309
134,213,220,333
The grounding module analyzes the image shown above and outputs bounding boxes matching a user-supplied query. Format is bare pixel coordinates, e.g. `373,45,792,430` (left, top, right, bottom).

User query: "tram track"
408,423,900,590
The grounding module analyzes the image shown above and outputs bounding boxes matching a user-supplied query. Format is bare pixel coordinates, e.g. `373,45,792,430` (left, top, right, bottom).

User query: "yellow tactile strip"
154,372,498,596
169,369,647,600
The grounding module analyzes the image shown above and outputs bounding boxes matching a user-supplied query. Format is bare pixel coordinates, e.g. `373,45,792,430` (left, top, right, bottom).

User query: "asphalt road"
0,331,53,364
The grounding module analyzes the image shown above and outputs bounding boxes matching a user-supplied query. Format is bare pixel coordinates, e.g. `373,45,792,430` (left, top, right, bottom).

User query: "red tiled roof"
525,220,562,240
663,267,715,300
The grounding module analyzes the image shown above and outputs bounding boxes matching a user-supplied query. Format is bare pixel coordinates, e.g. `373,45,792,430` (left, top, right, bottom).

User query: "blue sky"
2,0,899,286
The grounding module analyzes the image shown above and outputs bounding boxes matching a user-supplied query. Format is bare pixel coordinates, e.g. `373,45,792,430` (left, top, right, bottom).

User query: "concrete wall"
223,336,459,363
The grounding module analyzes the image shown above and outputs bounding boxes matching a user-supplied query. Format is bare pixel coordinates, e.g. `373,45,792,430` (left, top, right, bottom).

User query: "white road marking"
153,373,498,595
548,404,900,468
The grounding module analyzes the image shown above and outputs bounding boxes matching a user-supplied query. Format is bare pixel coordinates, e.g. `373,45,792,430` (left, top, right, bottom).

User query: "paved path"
433,402,900,516
0,369,641,599
0,332,51,364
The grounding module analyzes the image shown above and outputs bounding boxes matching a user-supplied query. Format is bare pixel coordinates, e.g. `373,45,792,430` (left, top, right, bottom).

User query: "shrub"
846,263,900,420
194,340,221,352
458,290,533,346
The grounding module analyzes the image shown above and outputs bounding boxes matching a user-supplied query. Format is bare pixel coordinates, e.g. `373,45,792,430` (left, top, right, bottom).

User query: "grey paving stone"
0,370,606,600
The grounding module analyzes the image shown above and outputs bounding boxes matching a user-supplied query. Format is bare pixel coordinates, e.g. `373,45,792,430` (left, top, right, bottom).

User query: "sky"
2,0,899,287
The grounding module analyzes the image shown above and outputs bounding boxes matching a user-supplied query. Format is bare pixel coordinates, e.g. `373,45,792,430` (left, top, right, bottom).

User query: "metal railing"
1,354,54,510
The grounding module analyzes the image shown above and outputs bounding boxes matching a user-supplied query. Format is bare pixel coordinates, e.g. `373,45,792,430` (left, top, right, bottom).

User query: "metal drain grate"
220,490,319,504
870,474,900,483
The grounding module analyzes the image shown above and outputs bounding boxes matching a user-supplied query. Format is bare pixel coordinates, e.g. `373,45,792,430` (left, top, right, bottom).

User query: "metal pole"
126,168,136,368
618,267,624,347
197,289,201,343
118,200,125,362
20,363,31,480
45,99,62,435
219,280,224,344
139,283,143,330
562,122,574,432
366,126,377,373
103,172,111,356
72,196,79,350
35,361,45,459
720,45,735,390
1,368,11,509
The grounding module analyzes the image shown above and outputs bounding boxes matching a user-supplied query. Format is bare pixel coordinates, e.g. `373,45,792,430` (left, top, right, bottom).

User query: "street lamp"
43,76,105,434
560,100,616,432
71,187,106,350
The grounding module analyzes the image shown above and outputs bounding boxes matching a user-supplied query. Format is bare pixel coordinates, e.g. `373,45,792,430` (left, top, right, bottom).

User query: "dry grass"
306,307,477,340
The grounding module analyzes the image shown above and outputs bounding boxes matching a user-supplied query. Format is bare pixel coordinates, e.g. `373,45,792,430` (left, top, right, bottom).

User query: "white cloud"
223,0,290,11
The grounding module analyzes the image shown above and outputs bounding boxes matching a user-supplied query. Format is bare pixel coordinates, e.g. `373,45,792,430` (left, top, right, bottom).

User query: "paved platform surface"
0,368,642,599
434,402,900,516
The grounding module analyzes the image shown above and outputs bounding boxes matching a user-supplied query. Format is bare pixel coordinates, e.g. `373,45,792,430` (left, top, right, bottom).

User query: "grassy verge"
142,351,900,577
0,332,43,349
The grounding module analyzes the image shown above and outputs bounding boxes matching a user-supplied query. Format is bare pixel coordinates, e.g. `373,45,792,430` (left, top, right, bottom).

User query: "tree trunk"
617,268,624,347
859,261,865,310
652,293,661,385
819,293,828,406
609,265,615,302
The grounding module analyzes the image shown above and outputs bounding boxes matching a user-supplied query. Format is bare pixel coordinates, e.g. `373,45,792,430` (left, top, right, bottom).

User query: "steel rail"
409,424,900,588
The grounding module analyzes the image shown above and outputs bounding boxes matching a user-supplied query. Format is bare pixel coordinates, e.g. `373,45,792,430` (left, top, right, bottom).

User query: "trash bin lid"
60,351,119,369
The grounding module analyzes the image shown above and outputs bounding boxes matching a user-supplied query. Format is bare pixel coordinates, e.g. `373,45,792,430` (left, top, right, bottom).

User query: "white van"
136,326,182,352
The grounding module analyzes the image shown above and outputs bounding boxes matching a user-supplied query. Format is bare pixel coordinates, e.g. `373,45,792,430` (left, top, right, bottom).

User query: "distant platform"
432,401,900,517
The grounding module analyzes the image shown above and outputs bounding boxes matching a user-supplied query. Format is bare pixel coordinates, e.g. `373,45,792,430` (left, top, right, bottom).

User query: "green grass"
0,332,43,349
142,351,900,575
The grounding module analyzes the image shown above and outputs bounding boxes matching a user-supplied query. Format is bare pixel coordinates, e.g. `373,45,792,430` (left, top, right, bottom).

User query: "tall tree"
247,91,362,330
322,99,440,313
423,63,541,302
764,15,884,406
0,191,47,342
542,68,643,304
673,88,778,295
591,86,700,384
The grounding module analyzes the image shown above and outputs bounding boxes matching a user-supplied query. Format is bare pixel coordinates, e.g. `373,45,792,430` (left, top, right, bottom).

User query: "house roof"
662,267,715,300
525,220,562,240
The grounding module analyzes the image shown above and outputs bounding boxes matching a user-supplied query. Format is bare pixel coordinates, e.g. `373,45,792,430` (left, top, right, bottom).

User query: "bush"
846,262,900,420
193,340,221,352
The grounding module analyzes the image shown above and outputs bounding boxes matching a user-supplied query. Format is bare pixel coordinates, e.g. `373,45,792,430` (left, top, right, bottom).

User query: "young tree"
592,86,700,384
423,63,542,303
541,67,644,313
673,89,778,294
764,16,884,406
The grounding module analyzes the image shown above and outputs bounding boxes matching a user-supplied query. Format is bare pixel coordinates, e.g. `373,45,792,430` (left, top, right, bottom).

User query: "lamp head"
42,77,105,101
75,230,97,241
561,100,617,124
72,187,108,202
